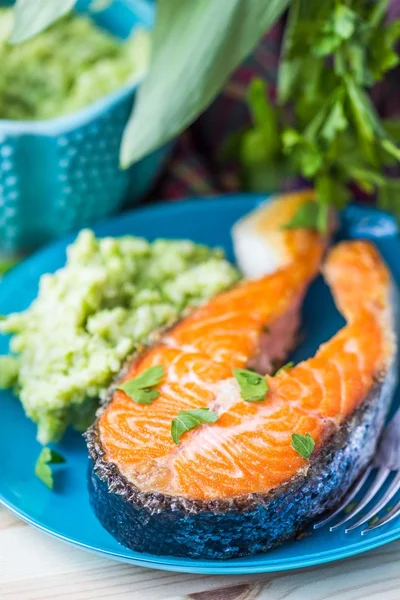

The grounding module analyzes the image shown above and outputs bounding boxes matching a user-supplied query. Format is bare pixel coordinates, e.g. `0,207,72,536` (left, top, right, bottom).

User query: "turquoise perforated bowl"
0,0,170,254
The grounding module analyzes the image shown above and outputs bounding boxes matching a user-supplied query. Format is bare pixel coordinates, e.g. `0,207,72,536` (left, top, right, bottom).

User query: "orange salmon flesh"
98,240,393,501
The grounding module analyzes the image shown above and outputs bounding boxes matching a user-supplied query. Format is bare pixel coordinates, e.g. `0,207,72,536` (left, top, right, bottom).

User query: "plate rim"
1,194,400,575
1,496,399,574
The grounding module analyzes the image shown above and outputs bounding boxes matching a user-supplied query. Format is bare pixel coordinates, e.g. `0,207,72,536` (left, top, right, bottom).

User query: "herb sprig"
280,0,400,224
171,408,219,444
291,433,315,460
233,368,268,402
282,202,321,231
229,1,400,228
117,365,165,405
35,447,65,489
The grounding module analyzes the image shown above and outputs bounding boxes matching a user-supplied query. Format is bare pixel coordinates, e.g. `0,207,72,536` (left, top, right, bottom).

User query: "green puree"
0,9,150,120
0,231,239,444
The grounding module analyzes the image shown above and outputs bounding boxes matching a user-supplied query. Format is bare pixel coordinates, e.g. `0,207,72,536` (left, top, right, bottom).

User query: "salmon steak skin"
86,194,398,560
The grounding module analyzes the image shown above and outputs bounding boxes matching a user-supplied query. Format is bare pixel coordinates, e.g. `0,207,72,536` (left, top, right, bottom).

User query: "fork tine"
345,471,400,532
313,465,372,529
362,498,400,534
330,467,391,531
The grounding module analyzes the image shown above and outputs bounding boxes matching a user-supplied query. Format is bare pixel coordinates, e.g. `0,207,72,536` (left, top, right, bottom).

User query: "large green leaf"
11,0,77,43
120,0,290,167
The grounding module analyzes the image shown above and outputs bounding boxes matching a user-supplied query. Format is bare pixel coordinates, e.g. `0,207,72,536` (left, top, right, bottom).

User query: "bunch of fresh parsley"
229,0,400,229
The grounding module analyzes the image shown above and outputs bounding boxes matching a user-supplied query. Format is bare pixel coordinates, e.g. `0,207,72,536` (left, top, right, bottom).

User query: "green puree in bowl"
0,9,149,120
0,231,240,444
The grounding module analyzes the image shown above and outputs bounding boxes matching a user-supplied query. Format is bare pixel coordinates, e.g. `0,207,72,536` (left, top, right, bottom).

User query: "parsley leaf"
121,387,160,405
240,2,400,227
332,5,356,40
35,461,53,489
315,173,350,210
34,447,65,489
117,365,165,405
275,362,294,375
45,449,65,464
171,408,219,444
320,97,347,143
244,78,281,162
281,201,320,231
291,433,315,460
233,368,268,402
127,365,164,389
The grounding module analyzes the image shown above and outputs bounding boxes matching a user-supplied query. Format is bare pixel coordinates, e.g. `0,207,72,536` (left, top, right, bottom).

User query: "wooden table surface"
1,507,400,600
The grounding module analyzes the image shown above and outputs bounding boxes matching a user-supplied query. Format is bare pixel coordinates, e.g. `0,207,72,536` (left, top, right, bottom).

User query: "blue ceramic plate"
1,195,400,574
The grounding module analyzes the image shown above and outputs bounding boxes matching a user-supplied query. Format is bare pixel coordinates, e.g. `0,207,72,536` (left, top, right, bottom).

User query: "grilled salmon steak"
86,193,397,559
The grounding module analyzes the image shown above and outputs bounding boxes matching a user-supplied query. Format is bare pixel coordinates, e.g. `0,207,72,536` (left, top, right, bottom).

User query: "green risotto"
0,231,239,444
0,9,149,120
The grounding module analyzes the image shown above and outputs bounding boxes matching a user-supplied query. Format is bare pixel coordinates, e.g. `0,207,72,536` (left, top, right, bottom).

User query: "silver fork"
314,408,400,534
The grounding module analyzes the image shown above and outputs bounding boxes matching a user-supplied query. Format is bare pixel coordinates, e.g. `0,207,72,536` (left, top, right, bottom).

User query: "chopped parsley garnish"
291,433,315,460
275,362,294,375
35,447,65,489
233,368,268,402
171,408,219,444
117,365,165,405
